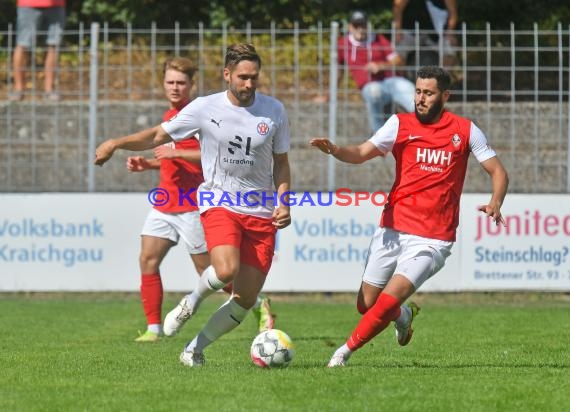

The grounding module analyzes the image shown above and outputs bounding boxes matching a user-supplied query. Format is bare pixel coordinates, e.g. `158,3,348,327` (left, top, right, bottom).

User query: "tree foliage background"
1,0,569,30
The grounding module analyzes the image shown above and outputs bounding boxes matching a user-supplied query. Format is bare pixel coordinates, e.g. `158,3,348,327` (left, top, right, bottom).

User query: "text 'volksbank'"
291,218,376,262
0,218,104,267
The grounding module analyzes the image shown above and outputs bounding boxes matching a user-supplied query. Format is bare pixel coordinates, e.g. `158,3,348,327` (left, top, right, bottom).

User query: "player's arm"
310,138,383,164
272,152,291,229
94,124,172,166
478,156,509,226
153,145,201,164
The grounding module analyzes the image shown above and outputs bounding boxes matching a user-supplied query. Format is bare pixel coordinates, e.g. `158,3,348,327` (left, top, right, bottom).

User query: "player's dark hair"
225,43,262,70
417,66,451,91
163,56,196,80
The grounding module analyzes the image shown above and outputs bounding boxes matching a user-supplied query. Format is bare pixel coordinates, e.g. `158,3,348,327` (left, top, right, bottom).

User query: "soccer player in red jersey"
311,66,509,367
127,57,207,342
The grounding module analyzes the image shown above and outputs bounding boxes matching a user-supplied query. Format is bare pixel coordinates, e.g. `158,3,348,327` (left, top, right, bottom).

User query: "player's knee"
139,253,161,272
212,261,239,281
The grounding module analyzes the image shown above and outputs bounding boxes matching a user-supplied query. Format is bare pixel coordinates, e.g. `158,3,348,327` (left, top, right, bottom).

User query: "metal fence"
0,22,569,193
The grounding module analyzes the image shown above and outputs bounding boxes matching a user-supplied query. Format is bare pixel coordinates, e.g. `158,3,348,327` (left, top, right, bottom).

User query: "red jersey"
154,107,203,213
337,33,399,89
375,111,479,241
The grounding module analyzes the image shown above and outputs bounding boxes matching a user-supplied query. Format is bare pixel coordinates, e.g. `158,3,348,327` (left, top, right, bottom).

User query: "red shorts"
200,207,277,274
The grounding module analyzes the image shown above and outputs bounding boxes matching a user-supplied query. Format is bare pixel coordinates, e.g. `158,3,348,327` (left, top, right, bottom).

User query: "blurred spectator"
338,10,415,134
10,0,66,101
393,0,459,74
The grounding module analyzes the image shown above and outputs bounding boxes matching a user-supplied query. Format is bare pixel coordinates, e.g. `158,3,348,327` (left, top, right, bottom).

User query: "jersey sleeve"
272,103,291,154
368,114,400,154
161,98,202,142
469,122,497,163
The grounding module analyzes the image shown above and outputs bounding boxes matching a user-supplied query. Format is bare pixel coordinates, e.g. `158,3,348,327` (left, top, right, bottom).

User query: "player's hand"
310,138,337,155
94,140,116,166
477,204,506,226
126,156,149,172
154,145,177,160
272,206,291,229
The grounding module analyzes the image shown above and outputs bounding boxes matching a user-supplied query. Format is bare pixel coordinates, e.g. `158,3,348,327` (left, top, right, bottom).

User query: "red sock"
222,282,233,295
140,273,163,325
347,293,401,351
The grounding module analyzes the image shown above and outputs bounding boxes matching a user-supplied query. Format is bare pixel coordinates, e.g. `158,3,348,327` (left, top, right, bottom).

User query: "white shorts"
362,227,453,290
141,209,207,254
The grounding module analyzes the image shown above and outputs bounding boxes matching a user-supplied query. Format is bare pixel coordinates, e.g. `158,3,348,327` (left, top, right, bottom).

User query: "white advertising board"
1,193,568,292
458,194,570,290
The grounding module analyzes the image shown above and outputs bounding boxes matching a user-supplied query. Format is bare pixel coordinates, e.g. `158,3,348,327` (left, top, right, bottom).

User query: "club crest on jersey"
451,134,461,147
257,122,270,136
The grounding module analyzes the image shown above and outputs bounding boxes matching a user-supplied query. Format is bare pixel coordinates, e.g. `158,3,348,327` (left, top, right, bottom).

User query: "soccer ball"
250,329,295,368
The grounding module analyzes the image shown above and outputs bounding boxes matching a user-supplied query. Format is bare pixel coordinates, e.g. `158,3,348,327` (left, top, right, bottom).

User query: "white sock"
394,304,411,328
187,265,228,312
334,343,353,358
147,324,161,334
188,298,249,353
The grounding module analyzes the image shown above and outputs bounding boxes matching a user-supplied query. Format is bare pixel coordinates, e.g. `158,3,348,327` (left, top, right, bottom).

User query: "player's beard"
228,82,255,106
415,96,444,124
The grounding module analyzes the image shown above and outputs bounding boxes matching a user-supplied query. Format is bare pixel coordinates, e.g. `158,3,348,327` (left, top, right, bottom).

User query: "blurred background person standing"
393,0,459,77
11,0,66,101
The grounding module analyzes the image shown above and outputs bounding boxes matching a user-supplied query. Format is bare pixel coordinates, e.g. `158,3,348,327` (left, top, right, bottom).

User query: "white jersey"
161,91,290,218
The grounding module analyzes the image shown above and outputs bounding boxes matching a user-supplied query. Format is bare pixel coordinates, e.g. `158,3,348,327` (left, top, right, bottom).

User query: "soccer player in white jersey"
311,66,509,367
127,57,274,343
94,43,291,367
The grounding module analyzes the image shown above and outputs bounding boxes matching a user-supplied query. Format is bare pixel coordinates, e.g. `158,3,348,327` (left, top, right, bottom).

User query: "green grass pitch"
1,292,569,411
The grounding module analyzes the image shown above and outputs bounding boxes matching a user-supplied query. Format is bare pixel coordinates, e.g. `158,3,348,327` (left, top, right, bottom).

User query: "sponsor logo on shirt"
451,134,461,147
416,148,452,165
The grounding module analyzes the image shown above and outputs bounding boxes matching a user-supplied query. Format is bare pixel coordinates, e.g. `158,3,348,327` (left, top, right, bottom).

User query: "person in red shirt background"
128,57,274,342
338,10,415,134
311,66,508,367
11,0,66,101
